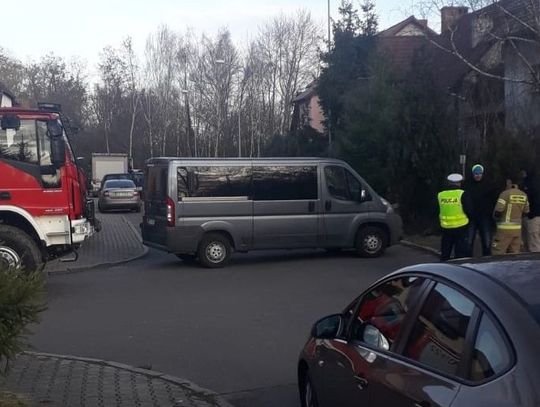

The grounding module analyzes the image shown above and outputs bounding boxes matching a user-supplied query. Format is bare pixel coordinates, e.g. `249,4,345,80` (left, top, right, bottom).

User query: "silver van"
141,158,402,267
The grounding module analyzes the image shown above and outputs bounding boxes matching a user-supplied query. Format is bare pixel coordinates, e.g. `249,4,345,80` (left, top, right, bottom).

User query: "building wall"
0,92,13,107
504,41,540,133
308,95,325,134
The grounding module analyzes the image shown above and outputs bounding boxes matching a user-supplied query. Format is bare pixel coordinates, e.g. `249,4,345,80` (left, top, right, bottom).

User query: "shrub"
0,262,46,375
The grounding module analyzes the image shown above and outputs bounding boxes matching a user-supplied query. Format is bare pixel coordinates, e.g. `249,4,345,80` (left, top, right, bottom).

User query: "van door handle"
308,201,315,212
0,191,11,200
325,200,332,212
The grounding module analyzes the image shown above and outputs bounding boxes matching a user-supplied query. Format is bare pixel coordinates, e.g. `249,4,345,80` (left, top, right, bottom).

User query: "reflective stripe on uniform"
497,222,522,230
497,198,507,205
506,204,513,224
510,195,527,204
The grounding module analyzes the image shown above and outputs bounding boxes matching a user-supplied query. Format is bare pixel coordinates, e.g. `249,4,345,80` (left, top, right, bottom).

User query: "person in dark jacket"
464,164,496,256
521,167,540,252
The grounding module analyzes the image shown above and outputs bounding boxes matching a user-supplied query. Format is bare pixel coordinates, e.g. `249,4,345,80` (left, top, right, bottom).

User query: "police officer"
492,179,530,255
438,173,473,261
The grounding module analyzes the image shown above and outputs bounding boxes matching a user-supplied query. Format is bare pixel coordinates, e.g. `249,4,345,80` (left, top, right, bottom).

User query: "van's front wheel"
355,226,388,258
198,233,232,268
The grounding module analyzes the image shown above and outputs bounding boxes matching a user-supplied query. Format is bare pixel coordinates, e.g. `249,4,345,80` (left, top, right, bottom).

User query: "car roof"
456,254,540,315
397,254,540,324
146,157,348,165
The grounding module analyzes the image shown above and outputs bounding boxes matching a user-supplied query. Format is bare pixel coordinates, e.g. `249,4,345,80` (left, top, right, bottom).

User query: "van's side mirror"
51,137,66,168
1,114,21,130
358,189,370,203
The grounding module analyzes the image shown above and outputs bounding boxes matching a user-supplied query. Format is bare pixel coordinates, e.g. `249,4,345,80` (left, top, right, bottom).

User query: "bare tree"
122,37,141,166
418,0,540,89
144,25,180,156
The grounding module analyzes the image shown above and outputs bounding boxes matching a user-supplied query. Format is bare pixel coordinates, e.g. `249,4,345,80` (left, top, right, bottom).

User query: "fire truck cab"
0,103,97,272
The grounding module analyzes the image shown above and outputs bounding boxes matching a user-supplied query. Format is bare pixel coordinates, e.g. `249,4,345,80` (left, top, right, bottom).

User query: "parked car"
100,172,144,195
298,254,540,407
141,158,403,268
98,179,141,213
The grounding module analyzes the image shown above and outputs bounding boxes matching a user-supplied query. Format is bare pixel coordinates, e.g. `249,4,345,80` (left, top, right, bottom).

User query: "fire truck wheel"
0,225,44,273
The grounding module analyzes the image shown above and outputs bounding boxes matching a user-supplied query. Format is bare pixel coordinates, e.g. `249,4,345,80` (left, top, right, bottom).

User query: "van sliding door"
252,165,320,249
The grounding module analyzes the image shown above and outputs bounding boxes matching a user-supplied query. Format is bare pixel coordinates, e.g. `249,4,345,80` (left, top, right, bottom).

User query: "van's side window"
325,166,362,201
177,166,251,199
253,166,317,201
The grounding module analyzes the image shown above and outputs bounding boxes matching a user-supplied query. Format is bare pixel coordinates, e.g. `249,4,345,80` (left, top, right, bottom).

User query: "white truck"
91,153,129,195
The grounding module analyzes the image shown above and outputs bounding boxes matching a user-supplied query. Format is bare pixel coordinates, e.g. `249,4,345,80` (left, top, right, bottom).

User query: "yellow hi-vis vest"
438,189,469,229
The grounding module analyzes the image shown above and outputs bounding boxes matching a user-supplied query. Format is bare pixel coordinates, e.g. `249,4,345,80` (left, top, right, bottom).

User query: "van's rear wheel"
0,225,44,273
198,233,232,268
355,226,388,258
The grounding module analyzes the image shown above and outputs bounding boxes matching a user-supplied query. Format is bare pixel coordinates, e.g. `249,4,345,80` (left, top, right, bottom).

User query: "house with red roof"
291,15,437,135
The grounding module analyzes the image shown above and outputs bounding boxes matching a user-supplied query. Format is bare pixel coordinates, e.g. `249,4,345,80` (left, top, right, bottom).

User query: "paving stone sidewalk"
0,353,231,407
45,214,147,274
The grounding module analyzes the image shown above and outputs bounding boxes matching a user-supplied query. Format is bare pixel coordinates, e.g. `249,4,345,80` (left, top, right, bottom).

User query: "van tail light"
166,196,175,227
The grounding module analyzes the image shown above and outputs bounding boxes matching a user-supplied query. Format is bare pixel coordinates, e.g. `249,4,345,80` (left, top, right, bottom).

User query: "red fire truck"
0,103,98,272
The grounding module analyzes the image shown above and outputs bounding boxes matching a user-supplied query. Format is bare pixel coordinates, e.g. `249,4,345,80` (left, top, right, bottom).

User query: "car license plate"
147,218,155,226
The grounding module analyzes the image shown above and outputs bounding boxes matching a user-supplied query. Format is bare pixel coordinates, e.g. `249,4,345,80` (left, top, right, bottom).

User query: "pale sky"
1,0,418,66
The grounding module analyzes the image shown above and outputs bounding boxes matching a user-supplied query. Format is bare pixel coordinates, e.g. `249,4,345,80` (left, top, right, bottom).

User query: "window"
0,119,39,164
350,277,426,350
470,314,511,381
146,166,168,201
177,166,251,199
404,283,475,377
104,180,135,189
325,166,363,201
252,166,317,201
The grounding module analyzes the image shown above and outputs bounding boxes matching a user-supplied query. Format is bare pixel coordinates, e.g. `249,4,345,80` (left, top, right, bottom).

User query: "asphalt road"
30,212,436,407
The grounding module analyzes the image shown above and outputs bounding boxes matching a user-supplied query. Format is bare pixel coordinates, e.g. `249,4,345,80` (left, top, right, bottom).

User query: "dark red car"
298,254,540,407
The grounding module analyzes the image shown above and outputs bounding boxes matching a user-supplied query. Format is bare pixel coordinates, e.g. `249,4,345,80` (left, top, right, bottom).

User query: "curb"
24,351,234,407
401,240,441,257
47,216,149,275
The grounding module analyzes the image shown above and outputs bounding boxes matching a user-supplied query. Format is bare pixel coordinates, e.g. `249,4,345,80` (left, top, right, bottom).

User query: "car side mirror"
362,324,390,351
311,314,344,340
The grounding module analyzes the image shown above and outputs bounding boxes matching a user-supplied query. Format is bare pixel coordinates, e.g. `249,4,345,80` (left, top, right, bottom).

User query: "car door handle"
325,200,332,212
308,201,315,212
0,191,11,200
353,376,368,390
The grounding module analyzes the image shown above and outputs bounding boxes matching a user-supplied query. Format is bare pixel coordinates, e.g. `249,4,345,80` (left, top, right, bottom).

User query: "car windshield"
104,180,135,189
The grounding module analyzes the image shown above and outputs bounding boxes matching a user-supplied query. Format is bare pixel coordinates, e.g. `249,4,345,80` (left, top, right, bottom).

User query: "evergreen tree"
318,0,377,140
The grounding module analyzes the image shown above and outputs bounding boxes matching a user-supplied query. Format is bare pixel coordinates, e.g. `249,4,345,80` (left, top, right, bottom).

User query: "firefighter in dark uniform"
438,173,473,261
